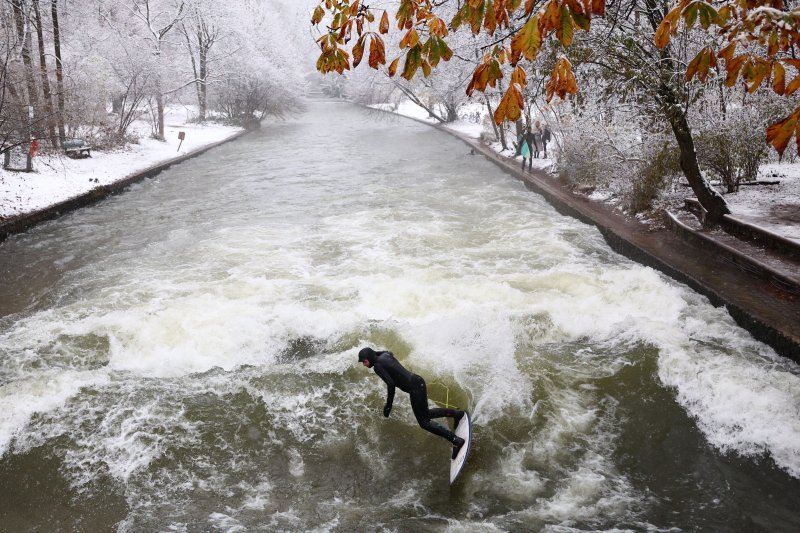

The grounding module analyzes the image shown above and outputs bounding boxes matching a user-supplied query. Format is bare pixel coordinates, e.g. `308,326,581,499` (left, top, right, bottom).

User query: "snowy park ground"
0,106,242,222
1,99,797,245
377,99,800,244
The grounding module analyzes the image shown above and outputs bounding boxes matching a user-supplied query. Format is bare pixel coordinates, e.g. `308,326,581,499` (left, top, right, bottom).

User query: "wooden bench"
63,138,91,158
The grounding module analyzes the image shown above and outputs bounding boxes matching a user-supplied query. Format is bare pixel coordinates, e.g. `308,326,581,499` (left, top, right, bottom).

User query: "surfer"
358,347,466,459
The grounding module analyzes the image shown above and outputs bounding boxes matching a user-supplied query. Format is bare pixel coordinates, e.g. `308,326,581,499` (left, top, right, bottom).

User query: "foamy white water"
0,101,798,530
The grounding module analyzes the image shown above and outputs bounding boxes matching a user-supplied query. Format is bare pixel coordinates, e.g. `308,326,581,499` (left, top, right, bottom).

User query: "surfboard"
449,411,472,485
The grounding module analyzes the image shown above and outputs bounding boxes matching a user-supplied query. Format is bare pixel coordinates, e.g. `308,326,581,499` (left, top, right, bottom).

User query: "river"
0,101,798,531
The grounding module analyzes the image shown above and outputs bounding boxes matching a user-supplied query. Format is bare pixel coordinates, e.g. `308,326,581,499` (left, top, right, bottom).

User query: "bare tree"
181,2,220,121
122,0,185,139
31,0,56,147
50,0,64,143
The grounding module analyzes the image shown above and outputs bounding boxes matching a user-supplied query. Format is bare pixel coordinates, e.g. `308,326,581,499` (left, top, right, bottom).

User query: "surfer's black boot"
453,411,465,427
451,436,465,460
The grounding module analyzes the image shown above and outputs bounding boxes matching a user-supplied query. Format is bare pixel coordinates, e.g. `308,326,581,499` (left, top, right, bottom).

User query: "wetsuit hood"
358,347,379,364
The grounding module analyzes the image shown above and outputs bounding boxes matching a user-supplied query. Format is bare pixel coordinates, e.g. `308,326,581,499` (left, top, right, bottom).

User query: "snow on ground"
723,163,800,242
373,101,487,140
0,107,242,221
381,97,799,244
374,100,551,164
3,97,797,245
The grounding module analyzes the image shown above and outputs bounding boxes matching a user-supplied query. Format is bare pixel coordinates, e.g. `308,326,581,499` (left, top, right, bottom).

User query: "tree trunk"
32,0,57,148
13,0,38,170
484,96,507,150
646,35,730,223
51,0,66,144
183,26,203,121
156,91,165,140
661,84,730,221
198,46,207,121
13,0,41,115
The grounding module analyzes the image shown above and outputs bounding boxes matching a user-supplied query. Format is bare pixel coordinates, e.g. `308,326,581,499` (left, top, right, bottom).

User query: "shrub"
557,121,621,188
695,109,769,192
630,142,681,214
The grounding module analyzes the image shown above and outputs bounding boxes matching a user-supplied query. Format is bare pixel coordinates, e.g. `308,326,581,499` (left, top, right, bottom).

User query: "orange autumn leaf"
353,36,366,68
368,35,386,68
380,10,390,34
311,5,325,25
511,65,527,87
400,28,420,49
466,57,503,96
388,57,400,77
510,13,542,65
773,61,786,95
546,57,578,101
785,75,800,97
494,83,525,124
766,107,800,158
654,5,682,49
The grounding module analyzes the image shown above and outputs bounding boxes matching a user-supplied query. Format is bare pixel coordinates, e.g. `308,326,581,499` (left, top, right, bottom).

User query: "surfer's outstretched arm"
373,364,395,417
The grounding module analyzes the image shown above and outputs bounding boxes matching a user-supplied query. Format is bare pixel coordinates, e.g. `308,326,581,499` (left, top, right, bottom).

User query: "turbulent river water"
1,101,799,532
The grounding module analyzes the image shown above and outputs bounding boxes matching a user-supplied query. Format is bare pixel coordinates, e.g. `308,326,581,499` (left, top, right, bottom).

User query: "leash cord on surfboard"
428,382,460,410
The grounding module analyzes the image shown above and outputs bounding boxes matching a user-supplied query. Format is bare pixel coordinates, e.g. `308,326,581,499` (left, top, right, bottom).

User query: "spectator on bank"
541,122,552,158
532,121,544,159
514,119,525,156
520,126,532,171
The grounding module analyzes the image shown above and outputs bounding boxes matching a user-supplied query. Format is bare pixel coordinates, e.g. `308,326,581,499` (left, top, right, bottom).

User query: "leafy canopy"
656,0,800,158
311,0,605,125
313,0,800,157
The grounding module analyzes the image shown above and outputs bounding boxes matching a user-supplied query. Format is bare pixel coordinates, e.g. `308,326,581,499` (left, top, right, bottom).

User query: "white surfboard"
449,411,472,485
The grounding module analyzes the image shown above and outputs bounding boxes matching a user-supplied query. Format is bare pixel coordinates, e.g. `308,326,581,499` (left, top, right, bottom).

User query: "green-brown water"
1,102,798,531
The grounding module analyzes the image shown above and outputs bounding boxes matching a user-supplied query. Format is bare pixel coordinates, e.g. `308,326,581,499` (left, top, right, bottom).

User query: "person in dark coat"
358,347,466,459
532,120,544,159
541,122,552,158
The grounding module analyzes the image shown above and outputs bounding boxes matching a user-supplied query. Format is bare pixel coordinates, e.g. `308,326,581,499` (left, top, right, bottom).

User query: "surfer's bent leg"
409,376,460,443
428,407,465,426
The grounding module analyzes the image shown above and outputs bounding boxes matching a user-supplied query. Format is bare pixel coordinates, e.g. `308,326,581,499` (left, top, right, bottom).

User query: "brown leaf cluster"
656,0,800,157
312,0,605,125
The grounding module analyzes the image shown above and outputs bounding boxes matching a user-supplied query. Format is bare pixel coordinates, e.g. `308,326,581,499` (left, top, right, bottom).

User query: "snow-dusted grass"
0,107,243,221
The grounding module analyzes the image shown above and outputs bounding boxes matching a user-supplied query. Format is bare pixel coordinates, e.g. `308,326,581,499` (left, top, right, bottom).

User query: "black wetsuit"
365,350,463,444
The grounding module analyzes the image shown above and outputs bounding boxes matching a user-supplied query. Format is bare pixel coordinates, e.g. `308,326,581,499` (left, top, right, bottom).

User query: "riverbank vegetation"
0,0,310,159
312,0,800,224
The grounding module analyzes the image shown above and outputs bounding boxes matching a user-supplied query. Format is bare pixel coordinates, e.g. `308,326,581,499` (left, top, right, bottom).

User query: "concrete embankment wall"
414,116,800,362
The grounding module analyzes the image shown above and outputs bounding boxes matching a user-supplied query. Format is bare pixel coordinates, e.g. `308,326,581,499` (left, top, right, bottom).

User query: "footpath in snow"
0,107,243,223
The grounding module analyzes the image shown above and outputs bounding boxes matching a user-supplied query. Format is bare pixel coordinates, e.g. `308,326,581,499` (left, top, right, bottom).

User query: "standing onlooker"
520,126,531,171
514,119,525,156
532,120,544,159
541,122,552,158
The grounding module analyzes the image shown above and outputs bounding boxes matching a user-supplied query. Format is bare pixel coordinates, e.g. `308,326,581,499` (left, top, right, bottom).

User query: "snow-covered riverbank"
0,109,243,222
3,99,798,245
376,99,800,244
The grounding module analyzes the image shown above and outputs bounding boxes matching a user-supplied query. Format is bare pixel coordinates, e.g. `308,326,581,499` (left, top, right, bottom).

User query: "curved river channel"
1,101,799,531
